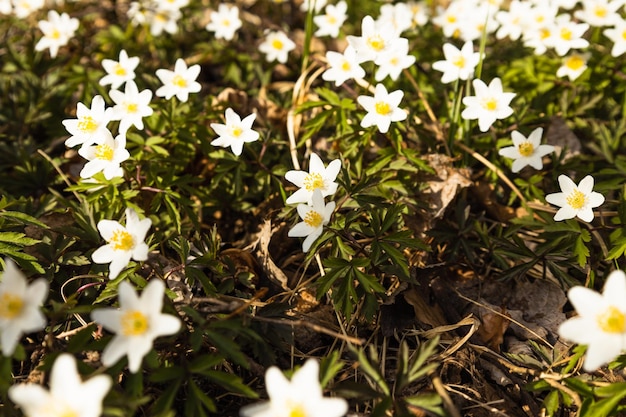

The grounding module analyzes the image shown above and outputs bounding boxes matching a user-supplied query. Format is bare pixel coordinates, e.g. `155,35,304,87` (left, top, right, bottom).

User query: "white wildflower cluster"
285,153,341,252
127,0,188,36
205,3,243,41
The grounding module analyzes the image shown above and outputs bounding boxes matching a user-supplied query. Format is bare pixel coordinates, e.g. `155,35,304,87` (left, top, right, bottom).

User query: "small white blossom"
12,0,44,19
259,31,296,64
0,259,47,356
99,49,140,90
146,7,181,36
300,0,327,13
461,78,515,132
109,80,154,134
550,14,590,56
545,175,605,222
205,3,242,41
603,18,626,57
498,128,555,173
91,280,181,373
155,58,201,102
321,47,365,87
9,354,112,417
374,38,416,81
313,0,347,38
347,15,403,63
210,108,260,156
285,153,341,205
432,41,481,84
556,52,590,81
240,359,348,417
62,95,113,149
559,270,626,371
92,208,152,280
357,83,407,134
574,0,622,27
377,3,413,35
288,190,335,253
35,10,79,58
78,131,130,180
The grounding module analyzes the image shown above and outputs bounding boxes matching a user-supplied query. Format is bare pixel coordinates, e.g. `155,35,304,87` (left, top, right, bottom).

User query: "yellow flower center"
482,98,498,111
114,64,127,76
0,292,24,319
126,103,138,113
51,29,61,39
172,75,187,88
518,142,535,157
271,38,284,50
303,172,324,191
594,6,607,18
566,189,586,210
222,19,230,27
327,15,337,24
560,27,572,41
109,229,135,251
230,126,243,137
622,29,626,40
288,404,306,417
453,55,465,68
390,57,399,66
78,116,97,134
94,143,114,161
341,60,351,71
375,101,391,115
367,35,385,52
597,306,626,333
121,310,149,336
540,28,551,40
304,210,323,228
566,55,585,70
446,15,457,23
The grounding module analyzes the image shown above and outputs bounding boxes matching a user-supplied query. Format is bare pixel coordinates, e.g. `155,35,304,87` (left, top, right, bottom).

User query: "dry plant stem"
432,375,462,417
60,274,105,328
456,141,527,204
445,385,510,417
455,290,554,349
252,315,363,345
543,377,582,409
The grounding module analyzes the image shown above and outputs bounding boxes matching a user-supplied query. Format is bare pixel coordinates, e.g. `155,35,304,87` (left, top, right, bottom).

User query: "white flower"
109,80,154,135
240,359,348,417
498,128,555,173
574,0,622,27
357,83,407,134
62,95,113,149
35,10,79,58
78,131,130,180
146,7,181,36
285,153,341,205
347,15,402,63
154,0,188,11
545,175,605,222
259,31,296,64
155,58,201,102
556,52,589,81
558,270,626,371
432,41,481,84
321,46,365,87
461,78,515,132
603,18,626,57
205,3,242,41
12,0,44,18
377,3,413,35
8,353,112,417
313,0,347,38
99,49,140,90
550,14,590,56
0,259,47,356
0,0,11,14
408,1,429,27
90,279,181,373
495,0,531,41
92,208,152,280
374,38,416,82
210,108,260,156
288,190,335,252
300,0,327,13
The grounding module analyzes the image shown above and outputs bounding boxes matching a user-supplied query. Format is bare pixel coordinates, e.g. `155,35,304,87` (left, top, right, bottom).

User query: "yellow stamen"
222,19,230,27
51,29,61,39
114,64,127,76
172,75,187,88
230,126,243,137
121,310,149,336
594,6,607,18
482,98,497,111
518,142,534,157
78,116,97,134
452,56,465,68
341,61,351,71
446,15,457,23
560,27,572,41
109,229,134,251
126,103,138,113
540,28,551,40
94,143,114,161
566,55,585,70
271,39,284,50
597,306,626,333
288,404,306,417
622,29,626,40
566,189,586,210
326,15,337,24
303,172,324,191
375,101,391,115
304,210,323,228
0,293,24,319
367,35,385,52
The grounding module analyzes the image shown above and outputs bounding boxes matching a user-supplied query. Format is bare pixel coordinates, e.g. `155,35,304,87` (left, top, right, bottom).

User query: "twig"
432,375,462,417
252,315,363,345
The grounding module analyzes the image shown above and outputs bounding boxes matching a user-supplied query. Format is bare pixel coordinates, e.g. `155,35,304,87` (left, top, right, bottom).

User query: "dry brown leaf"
475,304,510,352
253,219,290,290
545,116,581,162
